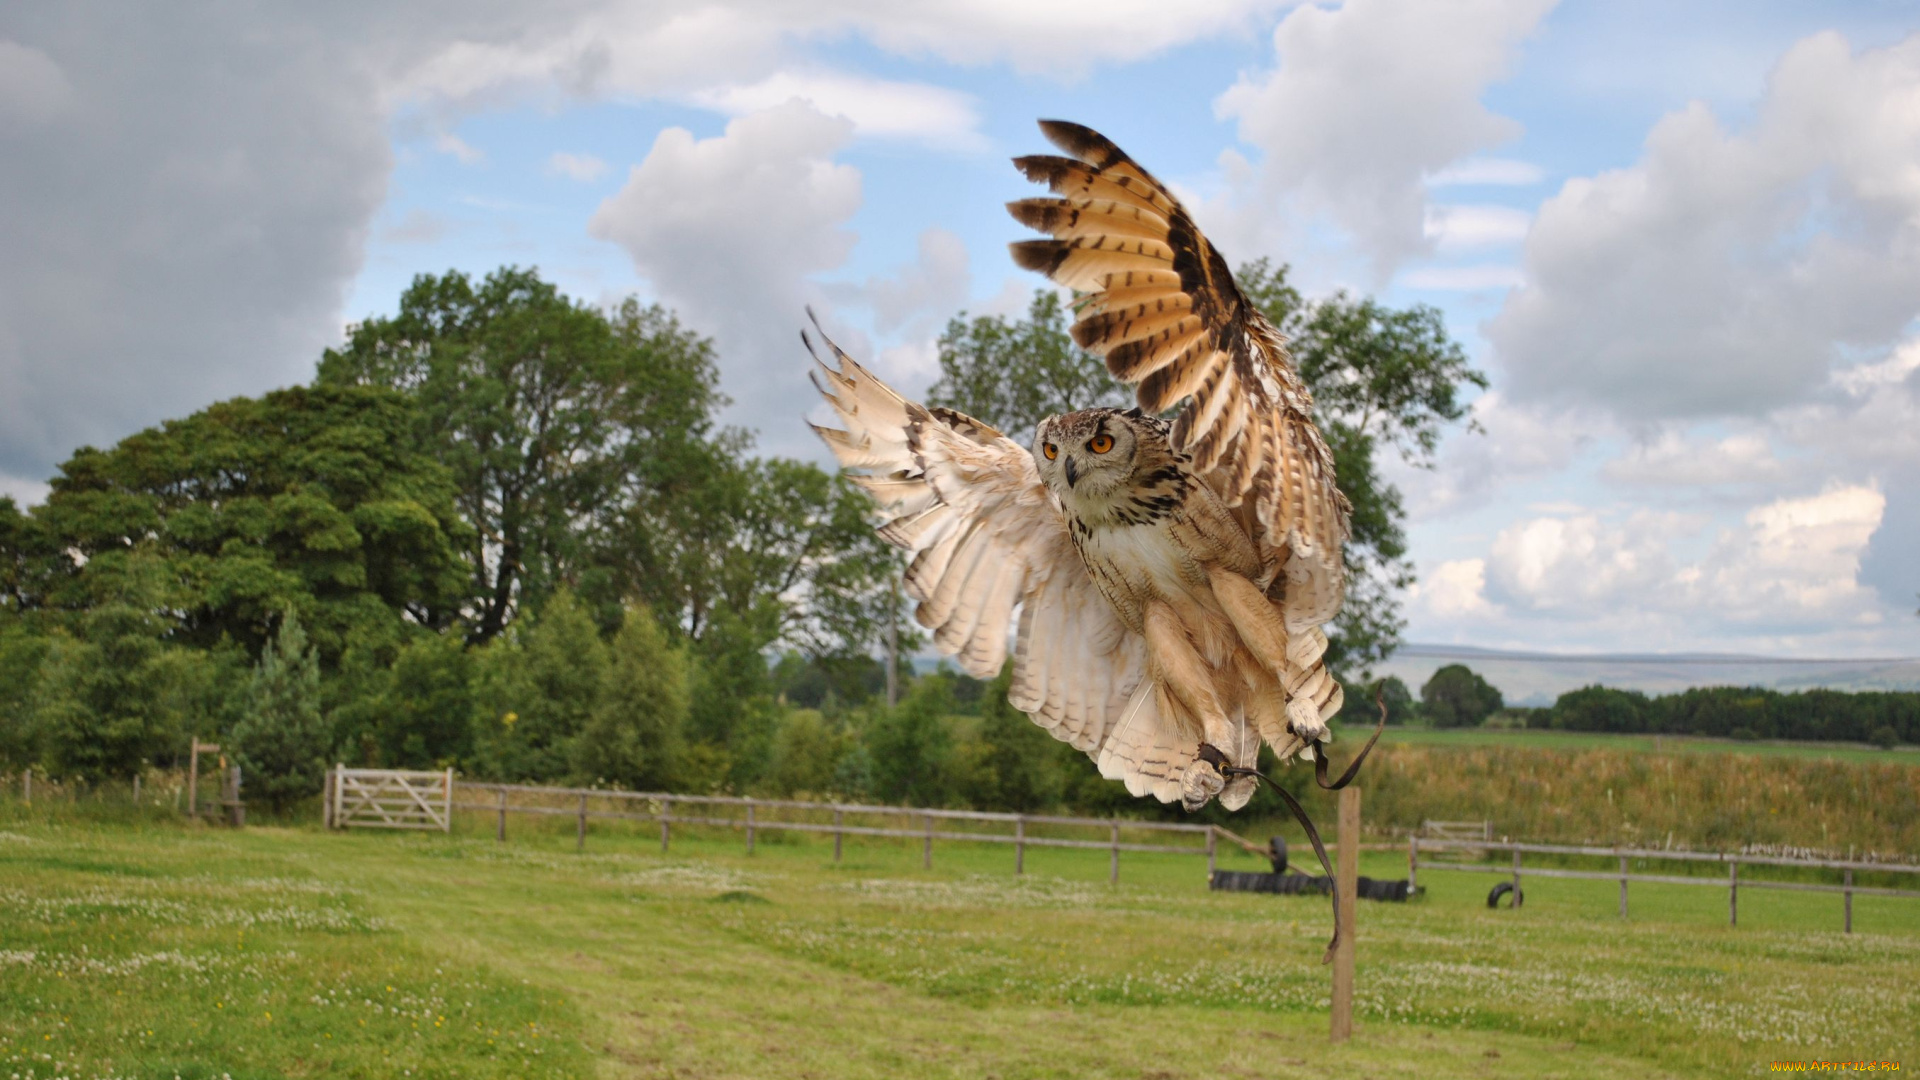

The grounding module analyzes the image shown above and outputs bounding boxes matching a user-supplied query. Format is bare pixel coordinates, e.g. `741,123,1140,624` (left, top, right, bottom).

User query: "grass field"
2,802,1915,1079
1370,725,1919,765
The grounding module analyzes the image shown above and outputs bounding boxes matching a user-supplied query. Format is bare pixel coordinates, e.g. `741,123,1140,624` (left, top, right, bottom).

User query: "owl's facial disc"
1035,410,1136,508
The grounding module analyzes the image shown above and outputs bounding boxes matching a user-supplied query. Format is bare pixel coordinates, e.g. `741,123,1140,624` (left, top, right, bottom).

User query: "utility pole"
885,568,901,708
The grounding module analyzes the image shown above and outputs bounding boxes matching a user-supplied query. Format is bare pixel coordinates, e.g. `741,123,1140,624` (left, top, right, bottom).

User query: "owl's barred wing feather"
1009,120,1350,632
805,321,1194,803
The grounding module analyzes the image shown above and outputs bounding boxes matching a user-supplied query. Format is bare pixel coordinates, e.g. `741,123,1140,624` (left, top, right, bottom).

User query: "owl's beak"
1063,457,1080,488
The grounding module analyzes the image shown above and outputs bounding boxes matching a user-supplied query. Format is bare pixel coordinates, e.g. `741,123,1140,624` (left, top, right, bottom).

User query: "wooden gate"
325,767,452,831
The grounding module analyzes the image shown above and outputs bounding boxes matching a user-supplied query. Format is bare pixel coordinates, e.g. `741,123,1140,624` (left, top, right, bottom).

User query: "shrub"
232,611,330,813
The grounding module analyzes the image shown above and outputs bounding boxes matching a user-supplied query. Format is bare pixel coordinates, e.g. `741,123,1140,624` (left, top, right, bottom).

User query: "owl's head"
1032,407,1165,513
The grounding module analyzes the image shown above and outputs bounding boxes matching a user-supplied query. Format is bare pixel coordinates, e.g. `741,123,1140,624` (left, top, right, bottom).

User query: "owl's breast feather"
1074,518,1217,628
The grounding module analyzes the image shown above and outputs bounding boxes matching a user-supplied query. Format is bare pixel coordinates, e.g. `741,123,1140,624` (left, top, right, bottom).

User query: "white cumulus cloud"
1214,0,1556,274
687,70,983,149
1426,157,1543,187
1423,203,1531,249
590,101,862,456
1490,31,1920,419
1476,485,1889,642
1412,558,1497,618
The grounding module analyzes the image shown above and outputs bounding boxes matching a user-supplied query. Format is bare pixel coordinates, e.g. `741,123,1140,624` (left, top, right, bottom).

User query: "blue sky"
4,0,1918,658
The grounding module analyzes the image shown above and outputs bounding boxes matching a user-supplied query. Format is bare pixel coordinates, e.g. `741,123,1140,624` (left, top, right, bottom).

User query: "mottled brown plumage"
805,121,1351,811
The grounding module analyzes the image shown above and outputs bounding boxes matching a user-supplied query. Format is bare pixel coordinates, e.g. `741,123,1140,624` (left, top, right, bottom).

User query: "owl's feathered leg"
1143,603,1234,811
1209,567,1337,751
1235,651,1308,760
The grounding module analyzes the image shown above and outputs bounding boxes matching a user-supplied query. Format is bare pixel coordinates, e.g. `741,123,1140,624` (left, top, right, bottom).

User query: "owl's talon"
1180,757,1226,812
1286,697,1328,744
1219,773,1256,811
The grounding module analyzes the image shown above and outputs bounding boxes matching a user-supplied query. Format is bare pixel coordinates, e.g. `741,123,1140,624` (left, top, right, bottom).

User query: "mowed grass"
1372,724,1918,765
2,804,1916,1079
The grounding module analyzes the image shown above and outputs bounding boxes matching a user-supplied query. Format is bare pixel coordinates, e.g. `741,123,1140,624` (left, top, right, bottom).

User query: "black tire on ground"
1267,837,1289,874
1487,881,1523,909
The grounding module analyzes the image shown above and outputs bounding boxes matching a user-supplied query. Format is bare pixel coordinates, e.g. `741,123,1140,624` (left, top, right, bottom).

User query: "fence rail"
1410,836,1920,932
320,775,1920,926
445,780,1247,882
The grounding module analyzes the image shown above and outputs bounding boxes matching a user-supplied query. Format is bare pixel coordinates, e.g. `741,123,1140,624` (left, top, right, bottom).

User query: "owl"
807,120,1350,812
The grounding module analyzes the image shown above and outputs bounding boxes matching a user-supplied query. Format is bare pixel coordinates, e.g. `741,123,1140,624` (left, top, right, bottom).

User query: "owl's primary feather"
805,120,1352,811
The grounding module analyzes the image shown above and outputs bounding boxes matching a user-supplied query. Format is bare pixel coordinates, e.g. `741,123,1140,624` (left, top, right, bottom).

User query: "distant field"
3,803,1915,1078
1369,724,1917,764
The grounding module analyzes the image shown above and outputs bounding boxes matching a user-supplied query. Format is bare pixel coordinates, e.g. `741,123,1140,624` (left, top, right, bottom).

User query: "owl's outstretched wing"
1007,120,1350,633
805,323,1195,803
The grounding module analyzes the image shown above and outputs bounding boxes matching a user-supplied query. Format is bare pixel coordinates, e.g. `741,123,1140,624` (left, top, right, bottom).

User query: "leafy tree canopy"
3,385,469,665
1421,664,1505,728
318,267,725,643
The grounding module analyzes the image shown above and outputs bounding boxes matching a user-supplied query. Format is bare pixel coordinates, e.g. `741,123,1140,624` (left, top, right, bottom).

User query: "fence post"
922,812,933,870
133,773,141,805
322,768,333,829
442,767,453,833
576,793,587,852
187,748,199,818
1619,854,1629,918
1408,835,1418,892
496,788,507,842
1206,826,1217,876
661,798,672,854
833,808,843,862
1109,822,1121,884
1729,861,1738,926
1511,846,1523,907
1330,786,1360,1044
746,799,756,854
1844,869,1853,934
1015,816,1026,875
331,763,343,830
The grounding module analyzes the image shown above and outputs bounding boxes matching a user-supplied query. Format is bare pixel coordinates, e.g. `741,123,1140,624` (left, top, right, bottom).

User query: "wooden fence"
1410,836,1920,932
448,781,1263,883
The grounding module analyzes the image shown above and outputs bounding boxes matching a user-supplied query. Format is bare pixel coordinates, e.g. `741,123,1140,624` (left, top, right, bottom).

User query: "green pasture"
2,802,1915,1079
1371,724,1916,764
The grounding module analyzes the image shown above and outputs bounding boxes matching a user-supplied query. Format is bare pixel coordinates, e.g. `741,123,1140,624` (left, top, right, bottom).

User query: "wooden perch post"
1331,785,1359,1044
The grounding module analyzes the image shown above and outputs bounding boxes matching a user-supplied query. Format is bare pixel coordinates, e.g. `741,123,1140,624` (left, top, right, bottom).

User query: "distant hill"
1375,644,1920,707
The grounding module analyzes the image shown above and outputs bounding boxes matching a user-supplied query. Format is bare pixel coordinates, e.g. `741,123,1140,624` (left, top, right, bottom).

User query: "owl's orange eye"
1088,434,1114,454
1042,442,1058,460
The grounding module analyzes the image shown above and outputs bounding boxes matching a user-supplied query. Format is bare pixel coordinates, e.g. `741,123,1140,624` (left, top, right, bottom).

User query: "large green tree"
928,264,1484,678
318,268,725,643
5,385,469,665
